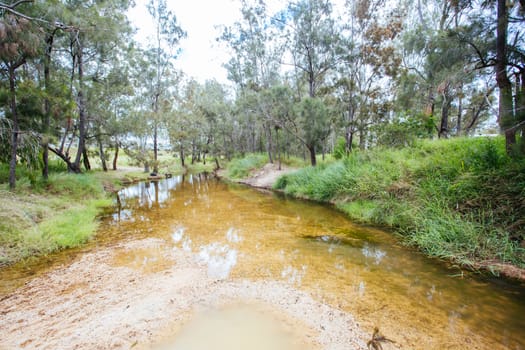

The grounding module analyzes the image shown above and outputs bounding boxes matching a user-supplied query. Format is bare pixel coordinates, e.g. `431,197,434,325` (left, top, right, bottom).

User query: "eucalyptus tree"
194,79,233,167
220,0,284,162
144,0,186,173
39,0,134,173
397,0,501,140
277,0,340,164
492,0,525,153
334,0,402,151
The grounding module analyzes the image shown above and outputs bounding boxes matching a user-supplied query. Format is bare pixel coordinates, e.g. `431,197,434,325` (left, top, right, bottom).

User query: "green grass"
273,137,525,270
0,148,214,266
227,153,268,179
0,169,114,266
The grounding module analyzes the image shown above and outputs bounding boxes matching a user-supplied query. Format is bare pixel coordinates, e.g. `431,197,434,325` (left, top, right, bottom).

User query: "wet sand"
0,238,370,350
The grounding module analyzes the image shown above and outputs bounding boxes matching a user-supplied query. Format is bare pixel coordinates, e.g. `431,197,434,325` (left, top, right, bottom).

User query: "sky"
126,0,245,84
127,0,346,85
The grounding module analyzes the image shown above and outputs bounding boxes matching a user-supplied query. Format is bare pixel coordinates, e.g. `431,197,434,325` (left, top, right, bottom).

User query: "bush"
227,154,268,179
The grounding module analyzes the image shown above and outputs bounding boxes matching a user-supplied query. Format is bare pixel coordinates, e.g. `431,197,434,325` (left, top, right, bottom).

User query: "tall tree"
146,0,186,174
0,1,42,189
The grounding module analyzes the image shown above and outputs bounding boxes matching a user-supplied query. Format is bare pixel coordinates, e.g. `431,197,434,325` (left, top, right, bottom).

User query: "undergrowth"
0,169,113,266
274,137,525,270
227,154,268,179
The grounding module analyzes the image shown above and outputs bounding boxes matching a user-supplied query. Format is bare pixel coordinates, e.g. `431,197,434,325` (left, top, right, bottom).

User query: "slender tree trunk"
73,37,86,173
112,140,119,170
97,134,107,172
180,141,185,168
359,127,366,150
8,65,19,190
82,147,91,171
266,124,273,164
456,85,463,136
308,144,317,166
276,127,281,171
346,101,355,154
191,139,196,164
153,112,159,173
496,0,516,153
42,30,57,180
439,89,452,138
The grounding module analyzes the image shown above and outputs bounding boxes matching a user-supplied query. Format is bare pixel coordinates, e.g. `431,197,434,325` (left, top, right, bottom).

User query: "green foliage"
39,199,109,249
227,153,267,179
333,137,347,160
0,171,114,266
276,137,525,268
296,97,330,150
376,112,436,147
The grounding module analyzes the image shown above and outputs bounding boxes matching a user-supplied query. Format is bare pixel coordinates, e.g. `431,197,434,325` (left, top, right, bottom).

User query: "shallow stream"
2,174,524,349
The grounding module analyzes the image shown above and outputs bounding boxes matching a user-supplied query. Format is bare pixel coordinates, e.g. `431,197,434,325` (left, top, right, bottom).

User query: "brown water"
2,174,524,349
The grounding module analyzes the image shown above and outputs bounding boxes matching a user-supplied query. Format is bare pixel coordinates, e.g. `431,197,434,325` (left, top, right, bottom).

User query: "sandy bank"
0,238,369,350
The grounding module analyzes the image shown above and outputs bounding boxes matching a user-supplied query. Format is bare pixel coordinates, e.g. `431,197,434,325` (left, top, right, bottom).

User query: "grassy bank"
0,167,118,266
0,156,215,267
233,138,525,275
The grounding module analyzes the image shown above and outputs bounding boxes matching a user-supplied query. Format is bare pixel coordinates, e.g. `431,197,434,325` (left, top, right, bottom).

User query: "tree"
285,0,339,99
295,97,330,166
0,1,42,189
145,0,186,174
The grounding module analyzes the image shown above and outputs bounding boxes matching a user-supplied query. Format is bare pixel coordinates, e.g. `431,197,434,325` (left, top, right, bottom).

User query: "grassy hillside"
272,137,525,272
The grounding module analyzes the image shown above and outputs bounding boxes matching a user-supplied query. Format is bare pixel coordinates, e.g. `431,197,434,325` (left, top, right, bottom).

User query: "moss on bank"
232,138,525,276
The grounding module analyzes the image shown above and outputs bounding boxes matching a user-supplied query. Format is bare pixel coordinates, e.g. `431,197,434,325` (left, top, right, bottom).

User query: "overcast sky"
127,0,345,85
127,0,246,84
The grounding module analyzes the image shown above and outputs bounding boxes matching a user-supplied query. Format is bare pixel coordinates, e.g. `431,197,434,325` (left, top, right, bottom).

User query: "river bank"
220,138,525,281
0,168,152,267
2,171,524,349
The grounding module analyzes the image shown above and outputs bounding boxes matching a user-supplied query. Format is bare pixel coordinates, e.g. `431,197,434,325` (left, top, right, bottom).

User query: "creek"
1,174,524,349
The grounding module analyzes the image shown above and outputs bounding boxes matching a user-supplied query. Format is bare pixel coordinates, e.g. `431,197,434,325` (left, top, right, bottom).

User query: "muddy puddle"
2,174,524,349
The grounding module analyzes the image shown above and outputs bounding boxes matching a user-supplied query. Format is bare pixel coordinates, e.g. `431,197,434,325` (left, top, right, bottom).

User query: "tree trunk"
74,37,87,172
266,124,273,164
456,85,463,136
97,134,107,172
439,89,452,138
82,146,91,171
276,127,281,171
112,141,119,170
42,32,55,180
496,0,516,153
48,146,80,173
308,144,317,166
153,118,159,173
180,141,185,168
359,127,366,150
346,101,355,154
8,65,19,190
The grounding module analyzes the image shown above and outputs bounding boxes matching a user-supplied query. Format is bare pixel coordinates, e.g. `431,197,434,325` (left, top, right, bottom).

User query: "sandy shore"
0,238,369,350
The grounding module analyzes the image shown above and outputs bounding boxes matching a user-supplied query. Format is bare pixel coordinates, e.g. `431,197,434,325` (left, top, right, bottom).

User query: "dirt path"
0,238,369,350
219,162,297,190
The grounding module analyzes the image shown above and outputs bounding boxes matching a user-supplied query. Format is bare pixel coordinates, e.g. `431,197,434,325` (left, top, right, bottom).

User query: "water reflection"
101,176,525,349
361,243,387,265
198,243,238,280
